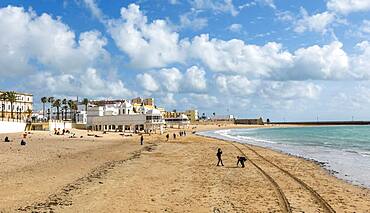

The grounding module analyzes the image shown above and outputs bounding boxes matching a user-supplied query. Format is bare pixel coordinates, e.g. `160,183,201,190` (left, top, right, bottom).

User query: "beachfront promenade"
0,125,369,212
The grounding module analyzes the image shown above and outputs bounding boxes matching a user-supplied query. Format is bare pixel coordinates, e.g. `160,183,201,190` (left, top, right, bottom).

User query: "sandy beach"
1,125,370,212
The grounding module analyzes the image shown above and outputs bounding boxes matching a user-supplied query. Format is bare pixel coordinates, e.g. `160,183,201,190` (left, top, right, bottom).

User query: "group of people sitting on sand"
216,148,248,168
3,136,27,146
54,128,70,135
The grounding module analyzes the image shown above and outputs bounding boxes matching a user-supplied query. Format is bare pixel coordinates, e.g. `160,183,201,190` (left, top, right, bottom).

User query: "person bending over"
237,156,247,168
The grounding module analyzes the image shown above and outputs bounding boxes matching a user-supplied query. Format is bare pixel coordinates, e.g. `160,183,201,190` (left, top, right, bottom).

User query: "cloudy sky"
1,0,370,121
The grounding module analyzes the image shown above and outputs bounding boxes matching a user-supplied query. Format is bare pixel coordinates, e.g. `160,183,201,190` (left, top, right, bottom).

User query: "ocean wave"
202,127,370,188
214,129,277,144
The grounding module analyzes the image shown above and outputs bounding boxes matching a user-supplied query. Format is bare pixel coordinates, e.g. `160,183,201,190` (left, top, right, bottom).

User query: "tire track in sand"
228,142,292,213
240,143,336,213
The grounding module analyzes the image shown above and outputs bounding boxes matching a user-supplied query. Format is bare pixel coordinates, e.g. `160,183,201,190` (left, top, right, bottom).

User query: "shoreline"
197,126,370,190
1,125,370,212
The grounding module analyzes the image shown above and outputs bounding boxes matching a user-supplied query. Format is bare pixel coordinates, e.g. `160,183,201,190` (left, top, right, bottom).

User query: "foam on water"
199,126,370,188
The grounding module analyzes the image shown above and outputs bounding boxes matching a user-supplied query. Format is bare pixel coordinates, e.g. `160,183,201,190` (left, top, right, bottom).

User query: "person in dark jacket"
237,156,247,168
140,135,144,145
216,148,224,166
20,140,27,146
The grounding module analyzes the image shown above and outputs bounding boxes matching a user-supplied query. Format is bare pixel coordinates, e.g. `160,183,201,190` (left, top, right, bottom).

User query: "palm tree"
53,99,61,120
63,105,68,120
68,100,76,122
6,91,17,120
0,92,7,121
47,97,54,120
26,108,32,118
82,98,89,112
62,98,67,120
41,97,47,119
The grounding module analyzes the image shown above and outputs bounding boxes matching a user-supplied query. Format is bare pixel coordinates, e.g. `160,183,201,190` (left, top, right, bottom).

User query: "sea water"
199,126,370,188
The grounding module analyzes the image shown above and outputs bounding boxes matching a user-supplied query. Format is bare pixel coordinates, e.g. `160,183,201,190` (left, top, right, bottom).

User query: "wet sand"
0,125,369,212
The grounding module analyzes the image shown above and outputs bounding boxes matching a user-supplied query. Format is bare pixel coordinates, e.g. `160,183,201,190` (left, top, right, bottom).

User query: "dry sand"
0,124,369,212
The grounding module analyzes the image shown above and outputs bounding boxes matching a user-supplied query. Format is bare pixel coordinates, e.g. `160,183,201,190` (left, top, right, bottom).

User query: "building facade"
163,109,198,123
0,91,33,121
164,114,190,128
77,98,165,133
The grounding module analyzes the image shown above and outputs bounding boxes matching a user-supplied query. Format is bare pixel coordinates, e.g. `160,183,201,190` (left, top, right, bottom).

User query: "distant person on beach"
20,140,27,146
140,135,144,145
4,136,10,142
216,148,224,166
237,156,247,168
173,133,176,140
166,134,169,141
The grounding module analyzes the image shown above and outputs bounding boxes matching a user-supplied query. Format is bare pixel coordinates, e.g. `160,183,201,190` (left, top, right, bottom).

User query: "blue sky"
1,0,370,121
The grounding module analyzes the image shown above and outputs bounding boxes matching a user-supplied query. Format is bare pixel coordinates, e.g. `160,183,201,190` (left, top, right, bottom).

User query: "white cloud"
136,66,207,93
158,68,183,92
228,23,242,32
259,81,321,100
215,75,256,96
160,93,177,107
352,41,370,79
179,11,208,30
107,4,186,69
286,41,350,80
327,0,370,14
276,10,295,22
82,0,105,22
191,0,238,16
256,0,276,9
0,6,108,76
189,93,218,107
184,66,207,91
360,20,370,34
294,8,335,33
189,34,293,78
239,2,256,10
169,0,179,4
0,6,133,99
136,73,160,92
29,68,132,98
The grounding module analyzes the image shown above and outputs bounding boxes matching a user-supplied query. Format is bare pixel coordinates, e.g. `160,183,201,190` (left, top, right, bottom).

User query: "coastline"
1,125,370,212
197,131,366,189
197,126,370,189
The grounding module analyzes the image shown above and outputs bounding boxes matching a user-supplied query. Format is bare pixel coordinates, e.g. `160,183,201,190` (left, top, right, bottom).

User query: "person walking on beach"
216,148,224,166
237,156,247,168
166,134,169,141
140,135,144,145
173,133,176,140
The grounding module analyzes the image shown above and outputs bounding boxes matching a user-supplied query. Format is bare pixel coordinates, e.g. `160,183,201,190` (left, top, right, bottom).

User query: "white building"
80,99,165,133
0,91,33,121
90,108,164,133
165,114,190,128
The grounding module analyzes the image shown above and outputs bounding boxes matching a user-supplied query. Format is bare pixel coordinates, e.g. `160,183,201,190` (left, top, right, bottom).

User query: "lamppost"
1,104,4,121
16,106,19,121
